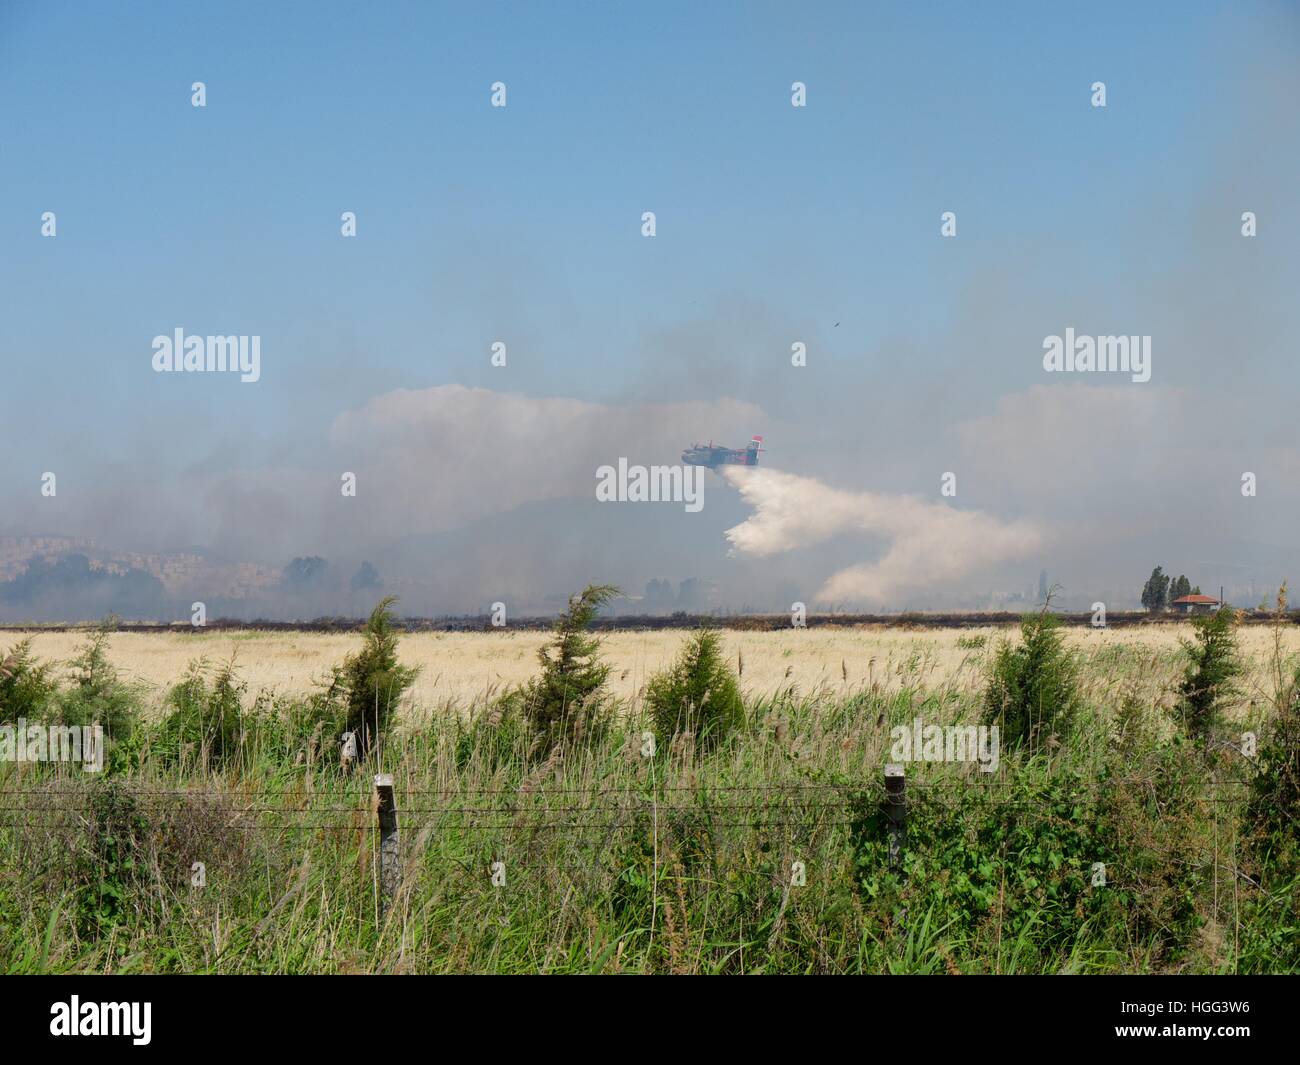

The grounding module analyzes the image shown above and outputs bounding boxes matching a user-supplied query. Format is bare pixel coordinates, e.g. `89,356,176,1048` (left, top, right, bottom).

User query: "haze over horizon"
2,1,1298,620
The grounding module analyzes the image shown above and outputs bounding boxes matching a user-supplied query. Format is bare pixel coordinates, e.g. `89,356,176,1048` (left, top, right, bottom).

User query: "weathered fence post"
374,773,399,915
884,763,906,871
340,731,357,772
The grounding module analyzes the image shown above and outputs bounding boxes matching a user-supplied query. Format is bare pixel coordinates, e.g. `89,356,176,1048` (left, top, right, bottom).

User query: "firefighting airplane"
681,435,765,469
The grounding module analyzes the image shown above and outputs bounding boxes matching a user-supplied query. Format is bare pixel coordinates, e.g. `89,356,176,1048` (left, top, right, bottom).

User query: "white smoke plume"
721,466,1042,604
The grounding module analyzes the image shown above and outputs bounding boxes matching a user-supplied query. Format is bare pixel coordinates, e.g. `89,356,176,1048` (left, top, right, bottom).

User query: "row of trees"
0,586,743,772
988,588,1300,844
986,595,1245,748
7,586,1291,812
0,597,419,771
505,584,742,755
284,556,383,594
1140,565,1202,612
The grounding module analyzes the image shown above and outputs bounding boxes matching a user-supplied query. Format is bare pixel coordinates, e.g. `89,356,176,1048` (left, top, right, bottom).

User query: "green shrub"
76,781,151,935
982,607,1079,751
645,628,744,753
513,584,618,755
453,697,530,773
154,658,249,771
847,762,1113,962
54,624,142,747
1175,606,1241,744
314,596,418,762
1110,683,1156,757
26,781,251,940
1248,665,1300,850
1094,737,1210,961
0,638,59,720
1239,585,1299,877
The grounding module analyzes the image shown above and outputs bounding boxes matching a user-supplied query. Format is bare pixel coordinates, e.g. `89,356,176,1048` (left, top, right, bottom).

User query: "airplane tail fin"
746,435,765,465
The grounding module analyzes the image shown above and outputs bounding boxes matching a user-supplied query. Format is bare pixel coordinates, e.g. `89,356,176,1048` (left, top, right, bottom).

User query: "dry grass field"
9,622,1299,722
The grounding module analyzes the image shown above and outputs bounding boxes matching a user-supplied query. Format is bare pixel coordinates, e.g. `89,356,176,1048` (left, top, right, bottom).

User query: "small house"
1171,593,1220,614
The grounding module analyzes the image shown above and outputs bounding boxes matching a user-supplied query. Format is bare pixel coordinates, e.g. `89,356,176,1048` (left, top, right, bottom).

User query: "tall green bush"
0,638,58,720
1175,606,1241,744
515,584,618,753
1248,586,1300,851
55,623,142,747
1248,668,1300,849
645,628,744,753
315,596,418,761
154,659,249,771
982,606,1079,750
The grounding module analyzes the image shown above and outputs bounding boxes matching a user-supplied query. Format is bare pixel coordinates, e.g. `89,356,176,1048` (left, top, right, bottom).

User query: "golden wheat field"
7,623,1299,722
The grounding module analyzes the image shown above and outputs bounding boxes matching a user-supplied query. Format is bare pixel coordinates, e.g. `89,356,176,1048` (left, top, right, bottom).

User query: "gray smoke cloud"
325,384,762,539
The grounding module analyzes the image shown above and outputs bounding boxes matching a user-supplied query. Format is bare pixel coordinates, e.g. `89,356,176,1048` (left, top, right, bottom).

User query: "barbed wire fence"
0,765,1263,918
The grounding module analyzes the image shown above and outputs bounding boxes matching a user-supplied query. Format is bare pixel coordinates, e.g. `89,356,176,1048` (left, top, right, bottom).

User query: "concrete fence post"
374,773,399,915
884,763,906,871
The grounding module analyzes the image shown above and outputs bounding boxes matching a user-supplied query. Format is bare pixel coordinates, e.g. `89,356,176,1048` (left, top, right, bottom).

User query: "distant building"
1172,593,1220,614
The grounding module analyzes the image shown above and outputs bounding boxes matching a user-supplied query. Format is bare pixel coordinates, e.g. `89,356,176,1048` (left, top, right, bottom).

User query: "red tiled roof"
1172,594,1219,604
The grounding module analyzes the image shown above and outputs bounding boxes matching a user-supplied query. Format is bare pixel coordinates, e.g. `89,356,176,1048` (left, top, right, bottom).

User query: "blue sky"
1,1,1297,614
0,2,1233,411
